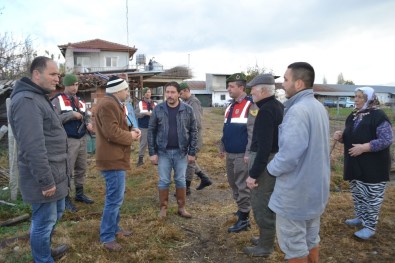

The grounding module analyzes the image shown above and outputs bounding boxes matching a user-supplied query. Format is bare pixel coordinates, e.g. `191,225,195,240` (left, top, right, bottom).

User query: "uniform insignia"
235,109,240,114
250,109,258,116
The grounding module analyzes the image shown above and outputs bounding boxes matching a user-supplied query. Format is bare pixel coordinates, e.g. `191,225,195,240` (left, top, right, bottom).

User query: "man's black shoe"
228,218,251,233
75,186,94,204
75,194,94,204
51,244,69,261
65,196,78,213
196,172,212,190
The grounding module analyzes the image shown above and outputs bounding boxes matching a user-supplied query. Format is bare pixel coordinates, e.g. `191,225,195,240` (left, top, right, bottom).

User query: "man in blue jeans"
9,56,69,262
148,81,198,219
95,75,141,251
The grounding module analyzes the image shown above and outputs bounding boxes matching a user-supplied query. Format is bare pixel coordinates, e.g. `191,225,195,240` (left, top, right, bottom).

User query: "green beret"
179,82,189,91
143,87,150,95
226,72,246,83
62,74,78,86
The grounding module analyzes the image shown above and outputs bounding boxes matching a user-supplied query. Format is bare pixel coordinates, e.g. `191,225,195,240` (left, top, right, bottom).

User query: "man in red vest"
52,74,95,213
219,73,256,233
135,87,157,167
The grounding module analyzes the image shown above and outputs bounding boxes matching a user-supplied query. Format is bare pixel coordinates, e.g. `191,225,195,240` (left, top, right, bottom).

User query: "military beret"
226,72,247,83
179,82,189,91
63,74,78,86
142,87,150,94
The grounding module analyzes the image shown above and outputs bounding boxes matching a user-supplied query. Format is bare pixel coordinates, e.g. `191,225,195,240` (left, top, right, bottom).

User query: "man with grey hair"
244,74,284,257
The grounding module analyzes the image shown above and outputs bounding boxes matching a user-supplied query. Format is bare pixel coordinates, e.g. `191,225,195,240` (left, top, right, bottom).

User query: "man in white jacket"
267,62,330,263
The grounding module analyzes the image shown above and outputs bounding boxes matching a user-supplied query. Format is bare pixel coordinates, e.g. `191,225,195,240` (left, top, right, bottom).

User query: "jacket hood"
10,77,49,99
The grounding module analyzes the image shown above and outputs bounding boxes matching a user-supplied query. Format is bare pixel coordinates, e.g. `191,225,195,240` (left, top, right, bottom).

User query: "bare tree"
0,33,37,80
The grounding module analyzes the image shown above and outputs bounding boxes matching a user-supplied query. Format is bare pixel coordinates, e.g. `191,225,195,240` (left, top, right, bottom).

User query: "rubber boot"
136,156,144,167
308,246,319,263
196,171,212,190
65,195,78,213
243,228,275,257
176,188,192,218
228,211,250,233
75,186,94,204
288,257,308,263
159,188,169,219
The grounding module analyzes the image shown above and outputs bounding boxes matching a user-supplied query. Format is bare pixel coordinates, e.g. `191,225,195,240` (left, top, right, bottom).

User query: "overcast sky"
1,0,395,85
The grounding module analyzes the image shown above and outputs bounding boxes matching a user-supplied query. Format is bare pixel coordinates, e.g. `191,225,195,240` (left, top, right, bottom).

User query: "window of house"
76,57,91,67
220,94,226,100
105,57,118,67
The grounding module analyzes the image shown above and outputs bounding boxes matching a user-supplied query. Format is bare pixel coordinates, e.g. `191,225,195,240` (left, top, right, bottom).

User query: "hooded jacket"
9,77,69,204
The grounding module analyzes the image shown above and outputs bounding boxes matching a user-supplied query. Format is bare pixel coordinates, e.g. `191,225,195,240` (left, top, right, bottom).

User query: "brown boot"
308,246,319,263
159,188,169,218
288,257,308,263
175,188,191,218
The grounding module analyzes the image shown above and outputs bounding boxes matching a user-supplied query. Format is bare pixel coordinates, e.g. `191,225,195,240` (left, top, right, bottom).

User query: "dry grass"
1,107,395,262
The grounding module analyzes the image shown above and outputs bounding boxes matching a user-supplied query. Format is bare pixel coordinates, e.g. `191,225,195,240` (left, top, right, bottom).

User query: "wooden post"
6,98,19,201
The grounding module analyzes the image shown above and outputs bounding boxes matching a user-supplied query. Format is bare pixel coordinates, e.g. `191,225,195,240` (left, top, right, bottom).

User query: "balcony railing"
74,65,137,74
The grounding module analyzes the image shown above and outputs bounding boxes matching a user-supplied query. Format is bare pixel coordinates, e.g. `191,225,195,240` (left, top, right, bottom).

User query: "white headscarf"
355,86,376,111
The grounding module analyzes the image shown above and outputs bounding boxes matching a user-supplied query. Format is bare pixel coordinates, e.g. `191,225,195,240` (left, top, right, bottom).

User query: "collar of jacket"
284,89,313,109
21,77,50,95
256,95,275,108
233,92,248,104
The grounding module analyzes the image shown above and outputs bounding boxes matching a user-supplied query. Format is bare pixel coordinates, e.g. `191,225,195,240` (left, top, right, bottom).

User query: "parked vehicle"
322,97,354,108
338,97,354,108
323,99,337,108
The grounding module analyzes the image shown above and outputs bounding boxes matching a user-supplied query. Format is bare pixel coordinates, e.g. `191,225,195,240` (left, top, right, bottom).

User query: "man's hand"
150,154,158,165
131,128,142,140
246,176,258,189
42,186,56,197
244,155,250,164
218,151,225,159
86,123,94,132
188,155,196,164
73,112,83,120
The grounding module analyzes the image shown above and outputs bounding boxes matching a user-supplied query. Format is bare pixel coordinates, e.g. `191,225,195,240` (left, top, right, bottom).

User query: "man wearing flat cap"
135,87,157,167
243,74,284,257
219,72,256,233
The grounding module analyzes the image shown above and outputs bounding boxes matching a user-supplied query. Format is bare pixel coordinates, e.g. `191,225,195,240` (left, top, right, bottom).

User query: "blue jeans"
31,198,65,263
100,170,125,243
157,149,187,189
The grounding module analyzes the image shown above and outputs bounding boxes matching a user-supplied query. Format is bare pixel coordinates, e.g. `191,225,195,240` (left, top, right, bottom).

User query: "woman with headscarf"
333,87,393,240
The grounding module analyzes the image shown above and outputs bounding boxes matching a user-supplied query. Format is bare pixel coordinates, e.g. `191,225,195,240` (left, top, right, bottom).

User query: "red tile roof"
58,39,137,57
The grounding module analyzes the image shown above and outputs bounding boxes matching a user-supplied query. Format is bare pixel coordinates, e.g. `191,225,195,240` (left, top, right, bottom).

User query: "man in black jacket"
244,74,284,257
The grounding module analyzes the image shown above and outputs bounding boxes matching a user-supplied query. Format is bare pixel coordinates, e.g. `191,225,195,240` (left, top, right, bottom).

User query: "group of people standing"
8,56,392,263
219,62,392,262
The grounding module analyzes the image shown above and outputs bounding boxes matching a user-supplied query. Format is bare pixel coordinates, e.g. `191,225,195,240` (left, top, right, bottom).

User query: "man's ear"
295,79,305,92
